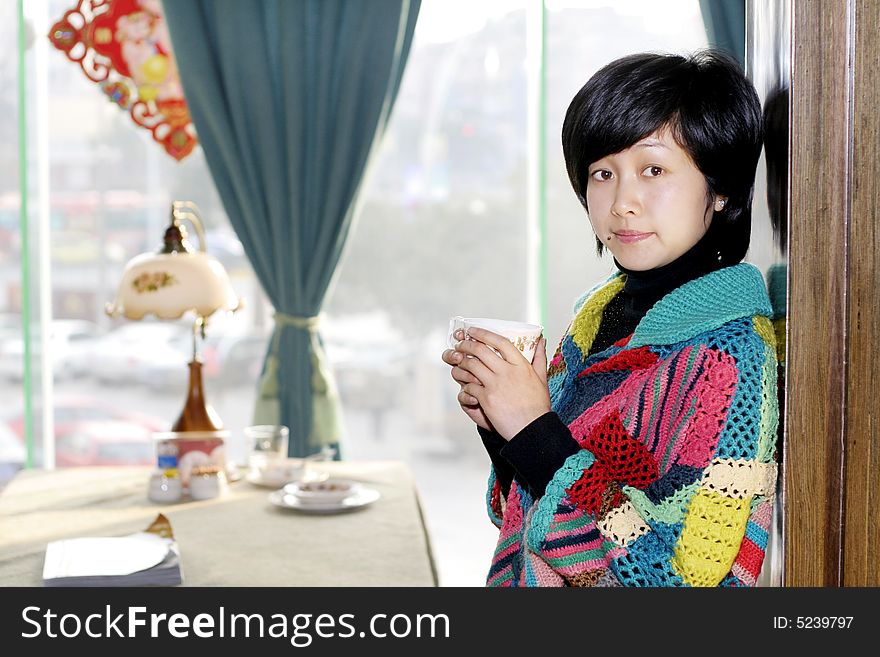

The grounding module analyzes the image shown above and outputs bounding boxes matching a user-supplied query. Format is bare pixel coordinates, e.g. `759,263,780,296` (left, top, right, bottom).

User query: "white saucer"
268,487,380,514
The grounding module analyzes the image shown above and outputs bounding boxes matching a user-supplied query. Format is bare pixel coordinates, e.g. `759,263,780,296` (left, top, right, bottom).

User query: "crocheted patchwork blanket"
485,263,779,587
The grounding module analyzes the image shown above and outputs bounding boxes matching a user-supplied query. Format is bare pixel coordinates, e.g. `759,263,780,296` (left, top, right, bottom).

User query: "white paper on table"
43,532,173,579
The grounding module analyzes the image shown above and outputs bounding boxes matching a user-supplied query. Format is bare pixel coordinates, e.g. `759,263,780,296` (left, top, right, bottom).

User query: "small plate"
283,478,361,504
268,487,380,514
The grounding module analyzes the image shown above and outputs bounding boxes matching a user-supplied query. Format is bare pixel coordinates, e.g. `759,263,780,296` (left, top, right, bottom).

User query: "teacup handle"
448,316,466,348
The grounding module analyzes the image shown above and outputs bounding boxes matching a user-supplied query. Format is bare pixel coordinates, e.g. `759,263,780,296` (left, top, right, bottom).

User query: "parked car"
53,420,155,467
0,319,104,381
4,394,168,440
129,331,193,392
207,334,270,386
87,321,191,385
135,333,270,393
2,396,166,471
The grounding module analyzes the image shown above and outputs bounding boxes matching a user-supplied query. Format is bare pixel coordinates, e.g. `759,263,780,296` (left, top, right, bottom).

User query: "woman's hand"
451,327,551,440
442,342,496,432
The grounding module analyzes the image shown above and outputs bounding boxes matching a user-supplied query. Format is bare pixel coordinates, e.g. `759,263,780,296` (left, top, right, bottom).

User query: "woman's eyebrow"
634,139,669,150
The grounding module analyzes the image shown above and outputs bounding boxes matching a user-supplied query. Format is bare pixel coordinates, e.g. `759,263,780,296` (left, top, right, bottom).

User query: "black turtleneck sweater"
479,232,724,501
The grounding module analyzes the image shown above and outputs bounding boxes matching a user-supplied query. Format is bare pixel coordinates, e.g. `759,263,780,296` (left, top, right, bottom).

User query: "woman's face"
585,127,721,271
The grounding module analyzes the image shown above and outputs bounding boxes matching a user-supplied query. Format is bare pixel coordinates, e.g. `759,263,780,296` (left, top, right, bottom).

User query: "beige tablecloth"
0,461,438,586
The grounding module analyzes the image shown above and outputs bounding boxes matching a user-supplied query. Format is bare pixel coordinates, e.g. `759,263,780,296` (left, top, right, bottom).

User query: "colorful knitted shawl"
485,263,779,587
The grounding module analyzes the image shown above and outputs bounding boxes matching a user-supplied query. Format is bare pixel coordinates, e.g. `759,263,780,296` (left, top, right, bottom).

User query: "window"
3,0,709,586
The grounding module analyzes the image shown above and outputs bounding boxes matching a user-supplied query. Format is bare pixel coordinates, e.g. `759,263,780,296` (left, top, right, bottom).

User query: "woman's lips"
614,231,653,244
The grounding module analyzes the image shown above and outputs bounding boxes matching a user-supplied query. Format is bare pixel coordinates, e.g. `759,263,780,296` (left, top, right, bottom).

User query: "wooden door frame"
787,0,879,586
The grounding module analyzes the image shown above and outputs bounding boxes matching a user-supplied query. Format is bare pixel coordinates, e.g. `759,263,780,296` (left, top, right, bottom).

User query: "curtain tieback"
259,311,324,396
274,312,321,332
260,311,340,445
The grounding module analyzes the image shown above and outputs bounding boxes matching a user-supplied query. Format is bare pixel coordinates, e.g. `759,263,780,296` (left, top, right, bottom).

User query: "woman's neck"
613,232,722,313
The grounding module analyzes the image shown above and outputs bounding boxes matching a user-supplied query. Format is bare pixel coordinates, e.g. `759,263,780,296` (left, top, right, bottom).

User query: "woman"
442,50,777,587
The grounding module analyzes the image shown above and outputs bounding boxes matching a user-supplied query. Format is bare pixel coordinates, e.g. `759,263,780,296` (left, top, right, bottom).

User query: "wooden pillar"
787,0,880,586
842,0,880,587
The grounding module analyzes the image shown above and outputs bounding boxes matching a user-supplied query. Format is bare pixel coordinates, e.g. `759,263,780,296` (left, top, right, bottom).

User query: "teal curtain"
163,0,421,456
699,0,745,66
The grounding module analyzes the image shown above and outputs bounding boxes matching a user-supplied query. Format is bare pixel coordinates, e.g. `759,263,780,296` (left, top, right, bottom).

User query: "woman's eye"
643,165,663,177
590,170,613,181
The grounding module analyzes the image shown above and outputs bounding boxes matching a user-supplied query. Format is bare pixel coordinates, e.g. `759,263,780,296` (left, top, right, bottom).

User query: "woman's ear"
714,196,728,212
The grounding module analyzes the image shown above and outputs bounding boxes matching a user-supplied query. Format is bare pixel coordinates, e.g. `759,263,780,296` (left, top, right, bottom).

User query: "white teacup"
448,316,544,363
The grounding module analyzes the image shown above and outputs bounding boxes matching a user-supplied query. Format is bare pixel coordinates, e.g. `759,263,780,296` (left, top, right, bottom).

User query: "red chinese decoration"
48,0,197,161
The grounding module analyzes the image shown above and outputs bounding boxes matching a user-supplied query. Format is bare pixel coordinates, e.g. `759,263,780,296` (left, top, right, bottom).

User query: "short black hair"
561,50,763,265
762,85,789,255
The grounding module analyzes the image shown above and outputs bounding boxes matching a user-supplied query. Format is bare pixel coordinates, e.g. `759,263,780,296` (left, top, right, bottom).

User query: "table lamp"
106,201,242,432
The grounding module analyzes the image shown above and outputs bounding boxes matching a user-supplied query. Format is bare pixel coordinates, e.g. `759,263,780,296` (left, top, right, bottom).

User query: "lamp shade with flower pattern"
106,202,240,321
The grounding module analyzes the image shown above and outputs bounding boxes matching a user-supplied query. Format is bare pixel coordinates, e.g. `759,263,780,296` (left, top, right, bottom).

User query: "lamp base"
172,360,224,432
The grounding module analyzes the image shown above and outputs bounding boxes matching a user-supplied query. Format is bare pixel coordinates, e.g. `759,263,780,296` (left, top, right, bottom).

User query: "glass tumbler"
245,425,290,471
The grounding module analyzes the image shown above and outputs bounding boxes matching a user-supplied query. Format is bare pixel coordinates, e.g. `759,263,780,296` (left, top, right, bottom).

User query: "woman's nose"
610,178,641,217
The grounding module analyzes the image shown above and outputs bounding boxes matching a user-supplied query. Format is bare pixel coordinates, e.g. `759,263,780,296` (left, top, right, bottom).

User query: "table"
0,461,438,586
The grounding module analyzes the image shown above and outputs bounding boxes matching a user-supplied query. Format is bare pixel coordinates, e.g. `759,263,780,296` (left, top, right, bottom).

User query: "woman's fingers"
443,347,483,372
532,337,548,383
444,342,483,410
453,338,505,374
444,347,489,395
464,327,523,364
451,365,480,386
454,350,495,382
460,382,484,404
441,348,460,365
